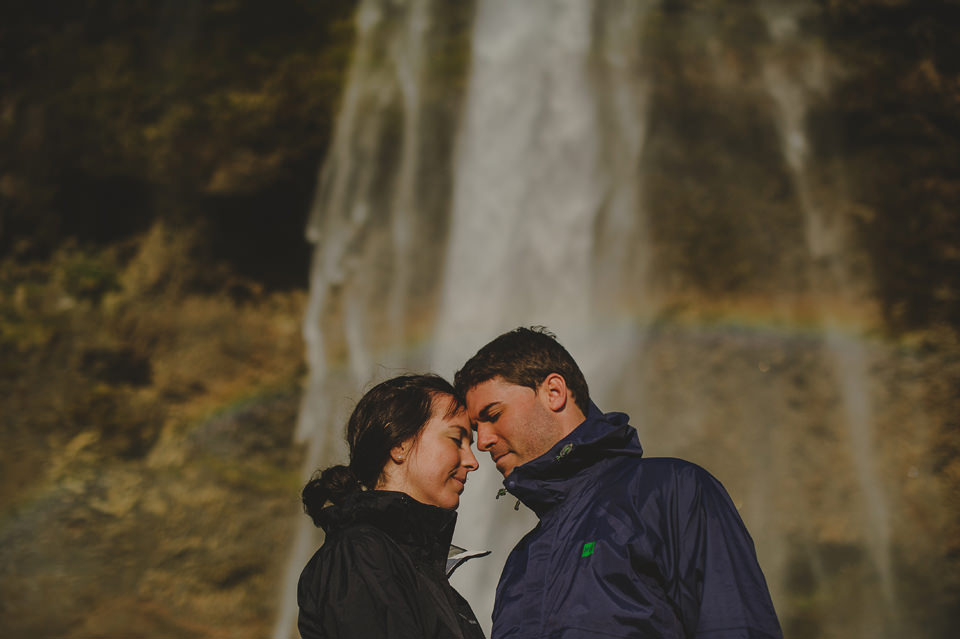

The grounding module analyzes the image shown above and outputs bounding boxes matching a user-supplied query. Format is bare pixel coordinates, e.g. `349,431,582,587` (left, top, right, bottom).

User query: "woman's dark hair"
302,374,461,525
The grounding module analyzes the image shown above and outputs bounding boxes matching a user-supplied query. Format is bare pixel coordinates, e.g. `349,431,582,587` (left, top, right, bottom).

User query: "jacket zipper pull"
555,443,574,461
514,499,521,511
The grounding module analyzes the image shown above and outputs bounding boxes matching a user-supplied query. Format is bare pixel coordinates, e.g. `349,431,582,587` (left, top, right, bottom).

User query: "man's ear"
539,373,569,413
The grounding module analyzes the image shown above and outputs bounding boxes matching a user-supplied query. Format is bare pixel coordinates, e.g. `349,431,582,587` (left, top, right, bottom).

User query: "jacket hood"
318,490,458,565
503,403,644,517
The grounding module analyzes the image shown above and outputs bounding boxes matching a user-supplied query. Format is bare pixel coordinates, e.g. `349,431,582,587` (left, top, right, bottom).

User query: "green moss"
62,254,121,302
198,454,303,495
1,0,359,261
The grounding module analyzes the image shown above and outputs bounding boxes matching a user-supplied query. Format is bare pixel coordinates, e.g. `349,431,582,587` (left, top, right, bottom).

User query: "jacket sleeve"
297,528,429,639
669,466,783,639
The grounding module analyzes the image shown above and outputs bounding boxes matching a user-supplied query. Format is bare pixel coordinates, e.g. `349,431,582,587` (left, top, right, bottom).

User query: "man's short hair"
454,326,590,414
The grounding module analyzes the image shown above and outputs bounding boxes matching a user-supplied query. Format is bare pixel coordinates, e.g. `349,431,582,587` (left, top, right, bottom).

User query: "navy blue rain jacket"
492,404,782,639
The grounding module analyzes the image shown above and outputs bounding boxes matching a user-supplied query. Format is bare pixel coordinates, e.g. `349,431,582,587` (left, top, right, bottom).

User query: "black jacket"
298,490,485,639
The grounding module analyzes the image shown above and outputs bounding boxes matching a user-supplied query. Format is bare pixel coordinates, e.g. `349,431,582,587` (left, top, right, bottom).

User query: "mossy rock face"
1,0,358,288
1,4,361,635
0,388,304,639
818,2,960,332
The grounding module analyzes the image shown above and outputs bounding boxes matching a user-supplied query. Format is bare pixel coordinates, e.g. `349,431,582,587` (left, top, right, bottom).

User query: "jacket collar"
502,403,643,517
318,490,458,565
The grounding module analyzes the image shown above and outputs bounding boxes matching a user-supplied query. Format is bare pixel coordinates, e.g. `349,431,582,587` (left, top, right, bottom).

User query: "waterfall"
271,2,440,637
760,1,897,630
431,0,656,621
275,1,909,637
274,2,657,635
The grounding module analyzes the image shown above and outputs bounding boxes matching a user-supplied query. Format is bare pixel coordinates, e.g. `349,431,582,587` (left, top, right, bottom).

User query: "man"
454,326,782,639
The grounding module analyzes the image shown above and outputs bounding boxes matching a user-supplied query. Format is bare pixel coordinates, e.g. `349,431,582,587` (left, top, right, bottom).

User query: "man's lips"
492,451,511,467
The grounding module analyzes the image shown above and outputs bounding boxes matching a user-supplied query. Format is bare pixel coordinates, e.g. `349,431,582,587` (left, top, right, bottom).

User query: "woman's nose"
462,445,479,471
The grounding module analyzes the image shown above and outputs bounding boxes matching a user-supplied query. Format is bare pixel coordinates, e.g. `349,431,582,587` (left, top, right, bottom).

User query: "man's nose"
476,423,497,452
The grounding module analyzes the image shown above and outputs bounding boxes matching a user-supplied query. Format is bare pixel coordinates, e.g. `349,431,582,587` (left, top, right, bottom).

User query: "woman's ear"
389,443,407,464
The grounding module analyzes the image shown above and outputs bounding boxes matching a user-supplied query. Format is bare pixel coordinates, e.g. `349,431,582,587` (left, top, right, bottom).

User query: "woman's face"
394,394,479,509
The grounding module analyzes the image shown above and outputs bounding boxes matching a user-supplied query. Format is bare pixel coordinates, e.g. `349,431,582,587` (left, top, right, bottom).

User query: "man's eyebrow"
476,402,498,421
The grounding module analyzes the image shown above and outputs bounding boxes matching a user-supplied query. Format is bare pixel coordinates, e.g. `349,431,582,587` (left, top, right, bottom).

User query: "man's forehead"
471,375,539,394
464,377,506,406
465,376,534,415
466,375,516,394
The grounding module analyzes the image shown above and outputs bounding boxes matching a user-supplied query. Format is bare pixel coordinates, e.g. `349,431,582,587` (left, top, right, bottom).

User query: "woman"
297,374,485,639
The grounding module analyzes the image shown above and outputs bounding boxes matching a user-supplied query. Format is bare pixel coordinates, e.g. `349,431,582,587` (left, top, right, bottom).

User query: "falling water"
275,1,911,638
274,1,657,635
271,2,440,637
760,2,897,629
431,1,657,622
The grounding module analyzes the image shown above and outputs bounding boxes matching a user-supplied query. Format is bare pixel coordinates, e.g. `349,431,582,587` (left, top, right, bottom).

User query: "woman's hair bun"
302,465,362,525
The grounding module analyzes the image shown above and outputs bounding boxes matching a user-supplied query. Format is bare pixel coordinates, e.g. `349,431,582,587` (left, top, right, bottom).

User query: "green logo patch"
581,541,596,558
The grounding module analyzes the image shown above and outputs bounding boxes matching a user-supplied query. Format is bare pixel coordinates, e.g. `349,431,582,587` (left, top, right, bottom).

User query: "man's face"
465,376,561,477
